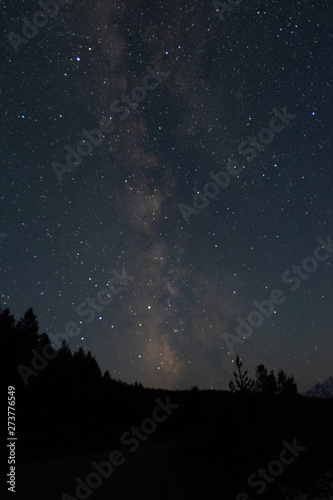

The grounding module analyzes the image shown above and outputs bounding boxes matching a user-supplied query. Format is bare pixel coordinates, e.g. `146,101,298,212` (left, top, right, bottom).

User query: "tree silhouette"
17,307,39,340
229,354,255,393
277,369,298,395
255,364,277,394
0,306,16,332
254,364,298,395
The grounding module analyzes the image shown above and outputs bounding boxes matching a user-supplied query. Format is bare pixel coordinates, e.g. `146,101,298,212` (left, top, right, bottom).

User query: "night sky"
1,0,332,393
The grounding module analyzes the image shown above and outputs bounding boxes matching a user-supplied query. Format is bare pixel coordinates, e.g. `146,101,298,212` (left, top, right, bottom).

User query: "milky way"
1,0,332,391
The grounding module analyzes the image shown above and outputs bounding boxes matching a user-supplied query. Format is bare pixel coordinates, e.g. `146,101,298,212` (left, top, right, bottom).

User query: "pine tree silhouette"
255,364,277,394
277,369,298,395
229,354,254,393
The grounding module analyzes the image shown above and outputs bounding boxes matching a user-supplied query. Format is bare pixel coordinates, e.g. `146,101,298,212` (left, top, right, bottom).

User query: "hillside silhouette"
2,305,333,499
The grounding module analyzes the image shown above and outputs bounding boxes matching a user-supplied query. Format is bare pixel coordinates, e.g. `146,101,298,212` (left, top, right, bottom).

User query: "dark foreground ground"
3,374,333,500
3,438,333,500
3,441,185,500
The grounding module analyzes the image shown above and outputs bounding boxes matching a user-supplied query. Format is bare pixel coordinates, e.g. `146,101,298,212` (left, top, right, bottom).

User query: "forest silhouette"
2,305,333,499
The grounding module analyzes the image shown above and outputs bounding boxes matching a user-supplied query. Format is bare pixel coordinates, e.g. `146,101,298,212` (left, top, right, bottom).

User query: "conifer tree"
229,354,254,393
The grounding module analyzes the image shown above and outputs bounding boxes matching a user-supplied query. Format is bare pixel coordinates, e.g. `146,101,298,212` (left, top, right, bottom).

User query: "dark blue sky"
1,0,332,392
